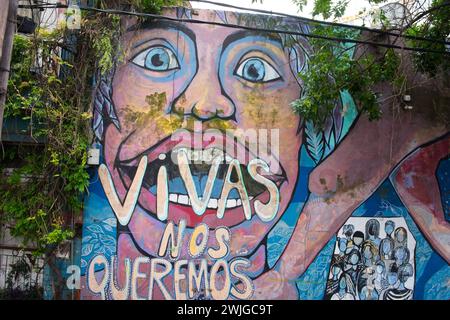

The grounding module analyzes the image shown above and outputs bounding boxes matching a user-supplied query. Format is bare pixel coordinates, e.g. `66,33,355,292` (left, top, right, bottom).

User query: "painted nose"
173,68,235,120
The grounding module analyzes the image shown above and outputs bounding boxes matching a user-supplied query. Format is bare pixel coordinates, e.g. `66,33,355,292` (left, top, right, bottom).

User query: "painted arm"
390,135,450,263
252,81,449,299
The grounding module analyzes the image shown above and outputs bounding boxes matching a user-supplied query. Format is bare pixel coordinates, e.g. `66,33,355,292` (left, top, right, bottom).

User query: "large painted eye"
132,46,179,71
235,57,281,83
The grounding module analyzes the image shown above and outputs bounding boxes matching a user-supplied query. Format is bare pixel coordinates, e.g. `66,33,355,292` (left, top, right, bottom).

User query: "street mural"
79,8,450,300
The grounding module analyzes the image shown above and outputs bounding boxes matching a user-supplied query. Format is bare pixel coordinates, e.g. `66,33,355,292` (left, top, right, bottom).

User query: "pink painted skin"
103,10,302,280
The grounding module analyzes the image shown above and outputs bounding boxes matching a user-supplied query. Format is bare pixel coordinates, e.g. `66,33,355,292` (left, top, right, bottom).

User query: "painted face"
395,247,407,264
343,224,354,238
400,265,413,283
387,272,398,285
353,234,364,246
367,220,379,238
339,238,347,252
350,253,359,265
385,221,394,235
395,228,407,243
339,277,347,290
332,265,341,276
376,264,384,274
102,12,303,264
363,246,373,260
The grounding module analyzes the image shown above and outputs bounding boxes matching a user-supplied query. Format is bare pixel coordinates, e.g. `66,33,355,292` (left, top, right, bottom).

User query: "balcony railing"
0,250,44,291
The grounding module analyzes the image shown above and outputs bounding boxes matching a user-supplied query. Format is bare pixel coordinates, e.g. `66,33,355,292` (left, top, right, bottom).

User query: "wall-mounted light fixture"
402,95,413,110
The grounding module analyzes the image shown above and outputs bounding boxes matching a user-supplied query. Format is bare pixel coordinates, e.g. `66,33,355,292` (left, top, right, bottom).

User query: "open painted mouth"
115,135,287,228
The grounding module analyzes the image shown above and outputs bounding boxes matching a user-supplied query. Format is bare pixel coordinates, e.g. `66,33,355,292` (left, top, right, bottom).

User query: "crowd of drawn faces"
325,219,415,300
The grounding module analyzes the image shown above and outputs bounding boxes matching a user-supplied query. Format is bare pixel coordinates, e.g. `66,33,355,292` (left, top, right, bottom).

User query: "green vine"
0,1,181,298
406,0,450,75
132,0,184,13
1,26,92,256
291,25,400,126
290,0,450,128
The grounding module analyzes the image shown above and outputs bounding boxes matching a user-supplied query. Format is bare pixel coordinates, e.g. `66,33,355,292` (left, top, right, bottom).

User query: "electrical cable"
190,0,450,46
17,2,450,55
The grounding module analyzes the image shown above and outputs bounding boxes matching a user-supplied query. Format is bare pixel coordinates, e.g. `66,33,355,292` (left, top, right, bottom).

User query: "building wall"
79,7,450,300
0,1,83,296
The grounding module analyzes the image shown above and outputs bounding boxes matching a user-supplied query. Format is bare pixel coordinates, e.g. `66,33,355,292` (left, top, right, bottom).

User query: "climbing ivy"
406,0,450,75
0,1,183,299
132,0,184,12
291,25,400,126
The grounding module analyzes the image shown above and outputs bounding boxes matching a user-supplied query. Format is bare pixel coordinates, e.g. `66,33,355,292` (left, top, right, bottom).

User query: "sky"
189,0,373,22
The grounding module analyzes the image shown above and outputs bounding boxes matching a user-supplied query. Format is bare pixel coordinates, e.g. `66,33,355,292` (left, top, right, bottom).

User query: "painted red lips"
115,132,286,228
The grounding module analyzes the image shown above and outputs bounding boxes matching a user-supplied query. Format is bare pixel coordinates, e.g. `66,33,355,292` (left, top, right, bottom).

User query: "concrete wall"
79,7,450,300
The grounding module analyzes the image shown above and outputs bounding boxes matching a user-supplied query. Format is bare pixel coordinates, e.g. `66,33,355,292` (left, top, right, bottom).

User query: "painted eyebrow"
131,37,175,51
126,20,196,43
222,30,282,52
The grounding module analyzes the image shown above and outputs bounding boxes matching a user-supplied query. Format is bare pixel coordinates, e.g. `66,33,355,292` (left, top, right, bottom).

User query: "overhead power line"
190,0,450,46
25,0,450,46
17,2,450,56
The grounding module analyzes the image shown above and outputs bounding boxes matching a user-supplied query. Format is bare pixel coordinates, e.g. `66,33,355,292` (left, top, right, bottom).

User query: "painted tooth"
178,195,189,205
186,149,192,161
196,149,203,161
173,148,186,162
203,149,213,163
227,199,237,208
236,199,242,206
211,148,224,161
171,149,179,163
181,148,190,160
249,196,254,200
169,194,178,202
197,150,203,162
208,198,218,209
191,150,196,162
